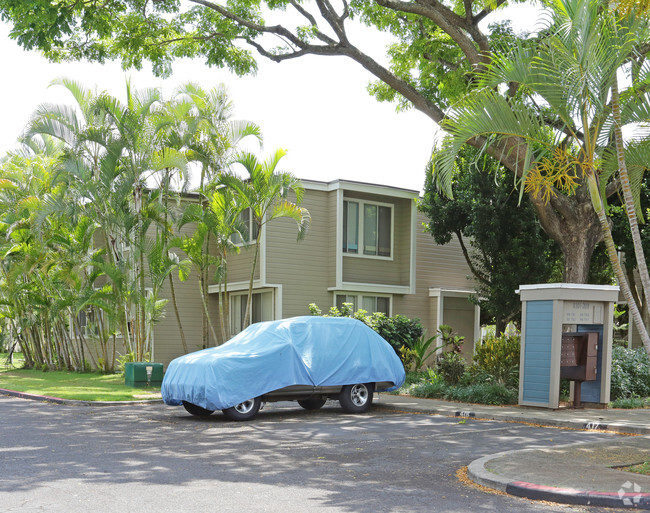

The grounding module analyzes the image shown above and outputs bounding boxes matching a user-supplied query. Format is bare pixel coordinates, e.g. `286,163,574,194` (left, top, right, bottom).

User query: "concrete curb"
374,401,650,436
0,388,163,406
467,445,650,510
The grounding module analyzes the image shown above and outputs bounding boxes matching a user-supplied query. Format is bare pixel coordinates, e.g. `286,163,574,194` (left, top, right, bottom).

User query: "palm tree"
436,0,650,353
171,83,262,345
220,149,310,328
208,186,247,342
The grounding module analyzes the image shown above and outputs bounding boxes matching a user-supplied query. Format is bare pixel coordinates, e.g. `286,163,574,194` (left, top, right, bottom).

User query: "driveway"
0,396,625,512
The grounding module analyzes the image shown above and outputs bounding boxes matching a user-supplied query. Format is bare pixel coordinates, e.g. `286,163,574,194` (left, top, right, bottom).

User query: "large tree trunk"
529,186,602,284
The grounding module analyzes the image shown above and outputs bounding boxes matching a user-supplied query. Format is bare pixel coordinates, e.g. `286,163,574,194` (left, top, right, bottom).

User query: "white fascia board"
329,283,411,295
208,280,263,294
336,188,343,289
300,178,419,199
516,283,620,302
429,287,477,298
409,200,417,295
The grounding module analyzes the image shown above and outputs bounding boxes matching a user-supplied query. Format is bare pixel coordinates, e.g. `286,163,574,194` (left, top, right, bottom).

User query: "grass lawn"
625,462,650,476
0,352,161,401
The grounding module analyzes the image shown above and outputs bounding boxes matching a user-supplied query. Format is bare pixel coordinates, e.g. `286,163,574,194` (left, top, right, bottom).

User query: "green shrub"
308,302,424,354
437,324,464,353
445,383,518,405
401,371,517,405
409,332,438,372
367,313,423,351
437,352,466,385
399,346,416,371
610,346,650,400
472,333,520,386
610,397,650,409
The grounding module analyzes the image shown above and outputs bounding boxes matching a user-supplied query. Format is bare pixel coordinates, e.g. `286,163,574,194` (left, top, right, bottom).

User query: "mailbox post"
518,284,619,409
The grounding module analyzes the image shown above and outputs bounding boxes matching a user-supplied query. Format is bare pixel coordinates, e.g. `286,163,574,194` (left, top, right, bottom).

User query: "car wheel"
182,401,215,417
222,397,262,421
297,398,327,410
339,383,374,413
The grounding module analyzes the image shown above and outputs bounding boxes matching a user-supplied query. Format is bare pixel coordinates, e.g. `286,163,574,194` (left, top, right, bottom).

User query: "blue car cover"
161,316,406,411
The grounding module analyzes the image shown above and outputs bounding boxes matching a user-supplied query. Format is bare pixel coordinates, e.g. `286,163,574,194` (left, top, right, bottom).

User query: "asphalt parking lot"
0,396,629,512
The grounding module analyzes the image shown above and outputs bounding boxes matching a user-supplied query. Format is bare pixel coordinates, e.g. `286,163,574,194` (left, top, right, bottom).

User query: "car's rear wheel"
222,397,262,421
297,398,327,410
339,383,374,413
182,401,215,417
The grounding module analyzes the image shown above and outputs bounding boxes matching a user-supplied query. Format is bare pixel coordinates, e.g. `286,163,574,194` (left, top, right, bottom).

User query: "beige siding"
393,294,438,338
265,189,333,316
443,296,477,358
396,211,476,338
152,220,220,367
152,263,219,367
224,244,260,285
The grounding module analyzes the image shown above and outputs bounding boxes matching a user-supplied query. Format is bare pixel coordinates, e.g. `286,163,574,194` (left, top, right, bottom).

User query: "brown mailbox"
560,332,598,407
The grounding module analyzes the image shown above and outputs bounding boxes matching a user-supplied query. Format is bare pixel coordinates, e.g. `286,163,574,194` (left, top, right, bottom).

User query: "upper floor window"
343,200,392,257
232,208,259,245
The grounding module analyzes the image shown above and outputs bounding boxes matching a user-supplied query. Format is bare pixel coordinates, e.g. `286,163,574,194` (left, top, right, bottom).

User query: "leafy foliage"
472,333,520,386
421,144,562,332
308,302,423,358
610,346,650,400
436,352,466,386
400,371,518,405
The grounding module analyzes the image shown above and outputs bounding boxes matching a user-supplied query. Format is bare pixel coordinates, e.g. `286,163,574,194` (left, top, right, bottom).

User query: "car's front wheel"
338,383,374,413
297,398,327,410
222,397,262,421
182,401,215,417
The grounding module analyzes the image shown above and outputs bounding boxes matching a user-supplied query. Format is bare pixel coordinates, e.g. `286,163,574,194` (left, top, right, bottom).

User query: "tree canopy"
1,0,638,286
420,148,562,333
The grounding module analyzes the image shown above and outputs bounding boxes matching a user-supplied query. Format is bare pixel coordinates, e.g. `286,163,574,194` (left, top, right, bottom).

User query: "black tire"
297,398,327,410
338,383,374,413
222,397,262,421
182,401,215,417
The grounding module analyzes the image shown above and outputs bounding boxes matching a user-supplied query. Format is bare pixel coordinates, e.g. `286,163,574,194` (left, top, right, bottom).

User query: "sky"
0,4,540,193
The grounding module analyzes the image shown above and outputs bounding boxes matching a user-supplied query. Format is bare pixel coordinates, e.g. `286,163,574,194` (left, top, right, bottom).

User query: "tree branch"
455,229,491,285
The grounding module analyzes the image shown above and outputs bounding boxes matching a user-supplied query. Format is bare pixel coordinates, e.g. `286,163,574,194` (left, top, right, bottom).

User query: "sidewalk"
374,394,650,435
375,394,650,509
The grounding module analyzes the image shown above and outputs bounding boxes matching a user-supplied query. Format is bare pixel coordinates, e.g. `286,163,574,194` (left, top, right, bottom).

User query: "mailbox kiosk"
518,284,619,409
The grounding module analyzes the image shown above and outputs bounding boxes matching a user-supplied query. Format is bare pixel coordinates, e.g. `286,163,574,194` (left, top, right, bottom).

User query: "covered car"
161,316,405,420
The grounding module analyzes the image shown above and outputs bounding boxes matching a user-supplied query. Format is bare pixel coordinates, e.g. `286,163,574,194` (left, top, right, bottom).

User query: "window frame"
229,289,274,336
334,293,392,316
342,199,394,260
231,207,259,247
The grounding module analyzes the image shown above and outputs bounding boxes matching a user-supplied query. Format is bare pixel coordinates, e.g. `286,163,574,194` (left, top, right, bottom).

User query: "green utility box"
124,362,163,387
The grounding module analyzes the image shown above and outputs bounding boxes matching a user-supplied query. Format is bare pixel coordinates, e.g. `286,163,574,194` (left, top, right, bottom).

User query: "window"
335,294,390,316
230,291,273,335
232,208,259,245
343,200,392,257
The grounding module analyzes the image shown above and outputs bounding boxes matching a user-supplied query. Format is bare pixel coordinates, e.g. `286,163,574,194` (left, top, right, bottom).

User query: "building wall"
395,211,477,341
152,182,480,367
225,244,260,285
265,188,333,317
443,296,476,359
152,220,220,366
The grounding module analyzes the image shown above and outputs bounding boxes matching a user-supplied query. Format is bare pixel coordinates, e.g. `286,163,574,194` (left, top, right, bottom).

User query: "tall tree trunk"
168,274,188,353
586,172,650,351
611,77,650,353
243,237,261,329
198,275,219,347
529,187,602,283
